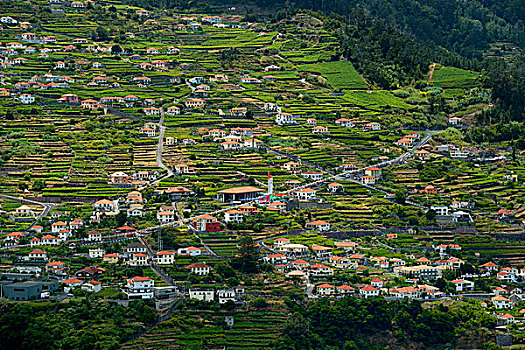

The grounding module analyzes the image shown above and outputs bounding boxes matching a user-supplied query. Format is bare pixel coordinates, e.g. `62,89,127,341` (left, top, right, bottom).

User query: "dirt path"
428,63,436,83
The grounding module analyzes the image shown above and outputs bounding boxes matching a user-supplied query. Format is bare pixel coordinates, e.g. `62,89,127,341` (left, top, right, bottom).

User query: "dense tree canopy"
0,299,156,350
276,297,497,349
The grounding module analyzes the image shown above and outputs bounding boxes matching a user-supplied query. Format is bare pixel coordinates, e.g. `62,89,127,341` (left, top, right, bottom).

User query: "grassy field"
431,65,480,89
341,90,413,110
298,61,368,89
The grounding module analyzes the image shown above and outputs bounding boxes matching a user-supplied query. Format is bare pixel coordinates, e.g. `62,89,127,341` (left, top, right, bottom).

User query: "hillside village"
0,0,525,349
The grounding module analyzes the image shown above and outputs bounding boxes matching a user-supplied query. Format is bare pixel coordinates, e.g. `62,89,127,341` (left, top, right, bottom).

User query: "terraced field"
430,65,481,89
124,310,287,349
298,61,368,89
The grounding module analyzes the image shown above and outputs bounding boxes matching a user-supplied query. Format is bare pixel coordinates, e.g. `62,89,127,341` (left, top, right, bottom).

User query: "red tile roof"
61,278,83,284
185,263,210,269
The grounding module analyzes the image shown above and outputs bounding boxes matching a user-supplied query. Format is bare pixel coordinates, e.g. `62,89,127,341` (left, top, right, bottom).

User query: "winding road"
0,194,56,230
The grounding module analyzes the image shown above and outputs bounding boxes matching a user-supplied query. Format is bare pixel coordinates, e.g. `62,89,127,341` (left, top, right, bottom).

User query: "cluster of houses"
1,237,209,301
107,170,159,187
395,132,421,149
314,281,443,299
3,7,525,331
91,191,147,220
274,112,382,135
257,236,525,309
355,167,382,185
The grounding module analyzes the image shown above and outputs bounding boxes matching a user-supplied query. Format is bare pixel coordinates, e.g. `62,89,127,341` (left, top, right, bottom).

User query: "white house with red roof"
327,182,344,193
364,167,382,178
290,259,310,270
224,209,244,223
31,225,44,234
416,256,431,265
497,270,517,283
185,98,205,109
87,230,102,242
296,188,316,201
316,283,335,296
309,264,333,276
30,237,41,247
360,175,376,185
126,276,154,299
311,126,329,134
301,171,324,181
268,201,287,212
479,261,498,272
273,237,291,247
177,246,202,256
451,279,474,292
57,229,71,240
494,287,509,296
103,254,119,264
389,286,420,299
306,220,331,232
497,313,517,325
335,118,355,128
42,234,62,245
51,221,68,233
185,262,211,276
55,61,65,69
279,244,309,256
4,231,24,242
133,76,151,84
146,47,159,54
155,251,175,265
263,253,287,265
334,241,356,252
82,280,102,293
492,295,513,309
280,161,301,173
435,244,449,254
139,126,156,137
166,106,181,115
128,253,148,266
360,285,380,297
364,122,381,131
45,261,67,274
330,256,358,270
61,278,83,293
69,219,84,231
337,285,356,294
311,244,332,259
157,210,175,224
370,278,384,288
193,214,220,232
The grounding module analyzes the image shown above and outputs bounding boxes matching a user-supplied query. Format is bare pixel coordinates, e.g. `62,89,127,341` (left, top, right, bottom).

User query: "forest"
0,299,157,350
124,0,524,59
275,297,497,349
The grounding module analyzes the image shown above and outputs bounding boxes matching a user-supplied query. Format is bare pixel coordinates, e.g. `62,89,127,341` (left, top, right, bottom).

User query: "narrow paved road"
138,110,173,190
